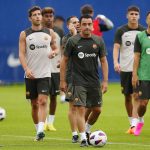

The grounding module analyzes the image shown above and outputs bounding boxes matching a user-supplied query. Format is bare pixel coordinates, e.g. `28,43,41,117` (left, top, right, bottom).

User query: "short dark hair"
66,16,77,24
54,16,65,22
28,6,41,17
79,15,93,23
80,4,93,15
127,5,140,13
42,7,55,16
146,11,150,17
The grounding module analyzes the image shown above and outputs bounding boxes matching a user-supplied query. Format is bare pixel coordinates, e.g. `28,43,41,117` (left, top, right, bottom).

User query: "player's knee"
70,106,77,113
139,101,148,107
133,93,139,100
93,108,101,115
38,98,47,106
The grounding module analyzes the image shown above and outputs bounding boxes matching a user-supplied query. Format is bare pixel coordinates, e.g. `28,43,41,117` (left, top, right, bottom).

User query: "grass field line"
1,134,150,147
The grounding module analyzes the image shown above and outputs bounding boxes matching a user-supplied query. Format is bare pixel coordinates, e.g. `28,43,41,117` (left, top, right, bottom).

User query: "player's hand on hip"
114,63,121,73
25,68,35,79
101,80,108,94
132,75,139,89
60,81,67,92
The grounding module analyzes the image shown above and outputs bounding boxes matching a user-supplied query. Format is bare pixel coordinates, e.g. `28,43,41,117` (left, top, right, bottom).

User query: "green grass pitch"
0,83,150,150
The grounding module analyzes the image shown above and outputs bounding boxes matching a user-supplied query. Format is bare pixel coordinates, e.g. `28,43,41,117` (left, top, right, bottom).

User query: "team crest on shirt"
74,98,79,102
138,91,142,96
93,44,97,49
67,91,72,96
44,36,48,40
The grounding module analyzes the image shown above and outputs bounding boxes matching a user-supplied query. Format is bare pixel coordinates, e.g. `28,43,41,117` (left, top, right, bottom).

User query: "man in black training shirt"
60,15,108,147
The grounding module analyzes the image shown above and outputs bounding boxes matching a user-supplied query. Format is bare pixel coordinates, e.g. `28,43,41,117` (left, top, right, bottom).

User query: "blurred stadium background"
0,0,149,83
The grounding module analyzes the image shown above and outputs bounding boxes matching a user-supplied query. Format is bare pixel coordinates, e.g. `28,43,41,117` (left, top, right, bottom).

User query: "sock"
72,131,78,136
60,94,66,102
128,117,132,126
85,123,92,133
35,124,38,132
139,117,144,123
45,117,48,124
80,132,87,141
131,118,138,127
48,115,55,124
37,122,44,133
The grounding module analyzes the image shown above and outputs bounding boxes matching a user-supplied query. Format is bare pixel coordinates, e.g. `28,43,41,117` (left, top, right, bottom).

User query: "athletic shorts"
136,81,150,100
120,71,133,95
49,73,60,96
72,86,102,107
25,77,51,100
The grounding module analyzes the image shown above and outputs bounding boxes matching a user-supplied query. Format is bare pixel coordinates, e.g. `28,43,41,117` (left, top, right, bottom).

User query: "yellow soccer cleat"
47,124,56,131
44,123,48,131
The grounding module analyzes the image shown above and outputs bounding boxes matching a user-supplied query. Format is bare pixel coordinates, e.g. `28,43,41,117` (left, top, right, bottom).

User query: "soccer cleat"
126,126,135,134
44,124,48,131
130,126,136,134
47,124,56,131
80,139,88,147
134,122,144,136
86,132,91,145
34,132,45,141
72,135,79,143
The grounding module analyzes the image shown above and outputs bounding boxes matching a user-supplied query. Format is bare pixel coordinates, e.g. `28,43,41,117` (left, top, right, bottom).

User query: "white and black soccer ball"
0,107,6,121
89,130,107,147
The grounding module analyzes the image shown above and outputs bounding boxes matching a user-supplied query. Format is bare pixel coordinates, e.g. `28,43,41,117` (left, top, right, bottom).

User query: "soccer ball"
0,107,6,121
89,130,107,147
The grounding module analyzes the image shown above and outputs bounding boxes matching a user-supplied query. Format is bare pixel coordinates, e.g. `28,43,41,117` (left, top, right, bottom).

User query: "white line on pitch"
1,135,150,147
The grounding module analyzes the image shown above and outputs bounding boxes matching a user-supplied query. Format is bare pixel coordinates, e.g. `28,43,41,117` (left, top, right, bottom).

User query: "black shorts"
136,81,150,100
49,73,60,96
72,86,102,107
25,77,51,100
120,71,133,95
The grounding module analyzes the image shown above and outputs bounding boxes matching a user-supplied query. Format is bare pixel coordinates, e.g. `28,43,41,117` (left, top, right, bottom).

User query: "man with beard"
19,6,58,141
60,15,108,147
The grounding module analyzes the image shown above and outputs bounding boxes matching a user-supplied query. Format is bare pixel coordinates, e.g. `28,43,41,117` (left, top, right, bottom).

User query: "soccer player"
62,16,80,143
132,11,150,136
42,7,64,131
80,4,114,36
113,6,145,134
54,15,65,33
80,4,113,135
60,15,108,147
19,6,58,141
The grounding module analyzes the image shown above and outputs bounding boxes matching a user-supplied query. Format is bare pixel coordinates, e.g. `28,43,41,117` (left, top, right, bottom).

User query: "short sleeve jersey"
114,24,145,72
64,34,107,87
134,31,150,80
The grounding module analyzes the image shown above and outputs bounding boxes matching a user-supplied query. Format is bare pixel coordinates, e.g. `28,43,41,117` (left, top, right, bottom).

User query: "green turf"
0,83,150,150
